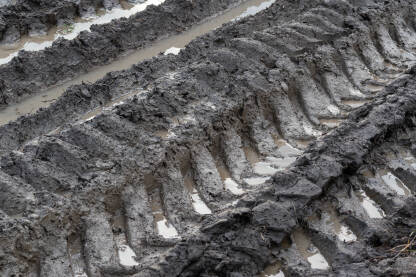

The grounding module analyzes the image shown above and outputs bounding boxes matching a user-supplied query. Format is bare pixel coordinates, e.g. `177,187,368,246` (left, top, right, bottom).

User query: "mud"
292,228,330,270
0,0,133,43
0,1,163,64
1,0,416,276
0,0,277,125
308,203,357,243
259,261,284,277
356,189,386,218
0,0,276,108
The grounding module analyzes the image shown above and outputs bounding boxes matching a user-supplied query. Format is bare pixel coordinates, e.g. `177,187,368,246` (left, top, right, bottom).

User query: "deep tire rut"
1,0,416,276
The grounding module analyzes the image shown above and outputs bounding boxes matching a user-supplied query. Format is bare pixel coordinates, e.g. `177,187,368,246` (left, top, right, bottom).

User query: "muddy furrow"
0,0,416,155
0,0,274,107
0,0,167,65
0,0,314,154
1,0,416,276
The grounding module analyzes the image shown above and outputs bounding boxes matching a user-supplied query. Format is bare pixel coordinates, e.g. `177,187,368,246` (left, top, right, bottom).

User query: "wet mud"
0,1,164,64
0,0,272,108
1,0,416,276
0,0,277,125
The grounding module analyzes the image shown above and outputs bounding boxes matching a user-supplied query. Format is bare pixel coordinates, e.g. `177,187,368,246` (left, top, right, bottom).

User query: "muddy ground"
0,0,147,42
0,0,416,276
0,0,249,106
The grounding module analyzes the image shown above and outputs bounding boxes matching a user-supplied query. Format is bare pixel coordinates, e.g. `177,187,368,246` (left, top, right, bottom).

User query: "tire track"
1,0,416,276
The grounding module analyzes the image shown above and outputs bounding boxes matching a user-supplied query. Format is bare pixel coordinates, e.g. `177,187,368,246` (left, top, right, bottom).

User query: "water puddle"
259,261,285,277
265,156,297,169
349,88,367,97
118,244,139,267
154,215,179,239
154,129,176,139
0,73,144,127
67,234,88,277
164,47,182,55
295,139,311,149
384,61,403,73
406,160,416,169
365,83,385,93
356,189,385,219
342,99,369,108
304,124,322,137
146,177,179,239
215,157,232,181
106,200,139,267
224,178,245,195
212,146,246,194
378,170,411,196
183,170,212,215
244,144,280,176
240,139,299,183
319,118,342,128
397,149,416,170
385,146,416,171
363,168,411,196
243,145,261,165
249,137,302,170
234,0,276,20
0,0,279,126
310,204,357,242
292,229,330,270
0,0,166,64
337,224,357,242
274,138,303,156
0,0,15,7
244,176,271,186
0,26,58,63
189,192,212,214
327,104,340,115
253,161,279,176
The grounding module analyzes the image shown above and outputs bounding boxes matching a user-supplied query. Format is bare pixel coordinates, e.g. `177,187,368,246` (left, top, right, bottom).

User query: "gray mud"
0,0,276,125
0,0,261,107
0,0,148,43
1,0,416,276
0,0,162,64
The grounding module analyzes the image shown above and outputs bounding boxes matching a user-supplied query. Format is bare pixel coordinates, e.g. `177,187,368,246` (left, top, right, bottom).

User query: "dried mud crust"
1,0,416,276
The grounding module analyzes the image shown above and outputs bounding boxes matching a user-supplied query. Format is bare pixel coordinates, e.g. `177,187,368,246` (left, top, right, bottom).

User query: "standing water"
259,261,285,277
356,189,385,219
292,229,330,270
